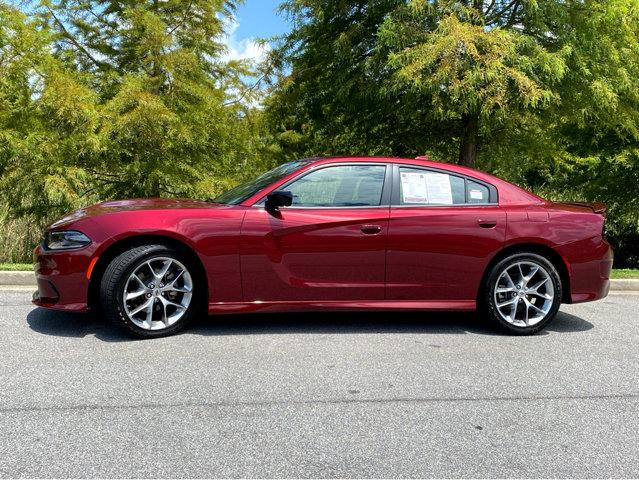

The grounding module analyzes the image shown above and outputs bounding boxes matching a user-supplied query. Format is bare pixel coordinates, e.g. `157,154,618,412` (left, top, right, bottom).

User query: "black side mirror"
265,190,293,211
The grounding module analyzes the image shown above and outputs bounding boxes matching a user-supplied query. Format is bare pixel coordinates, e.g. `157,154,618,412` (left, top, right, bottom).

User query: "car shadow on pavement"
26,307,131,342
26,307,593,342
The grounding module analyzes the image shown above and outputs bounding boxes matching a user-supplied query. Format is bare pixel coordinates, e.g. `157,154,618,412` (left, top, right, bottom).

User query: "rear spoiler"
560,202,607,214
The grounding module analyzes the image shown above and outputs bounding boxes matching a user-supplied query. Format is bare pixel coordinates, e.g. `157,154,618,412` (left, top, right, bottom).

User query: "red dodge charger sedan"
33,156,612,338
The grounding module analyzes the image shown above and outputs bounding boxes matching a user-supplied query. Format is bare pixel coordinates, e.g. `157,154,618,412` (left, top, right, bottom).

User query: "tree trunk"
458,113,479,168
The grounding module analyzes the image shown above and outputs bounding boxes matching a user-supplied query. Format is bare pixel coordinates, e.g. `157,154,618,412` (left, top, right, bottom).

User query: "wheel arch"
87,234,209,311
479,242,571,304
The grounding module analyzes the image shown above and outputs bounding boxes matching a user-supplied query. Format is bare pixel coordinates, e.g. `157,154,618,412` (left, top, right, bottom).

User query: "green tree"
265,0,414,161
1,0,269,261
379,0,570,167
0,2,88,219
35,0,258,199
267,0,638,168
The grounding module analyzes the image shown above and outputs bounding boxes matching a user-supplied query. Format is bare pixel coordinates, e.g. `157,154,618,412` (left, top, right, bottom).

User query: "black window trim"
252,162,393,209
391,164,499,207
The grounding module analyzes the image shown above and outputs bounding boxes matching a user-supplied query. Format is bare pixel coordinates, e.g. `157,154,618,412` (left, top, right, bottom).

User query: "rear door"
386,164,506,302
241,163,391,302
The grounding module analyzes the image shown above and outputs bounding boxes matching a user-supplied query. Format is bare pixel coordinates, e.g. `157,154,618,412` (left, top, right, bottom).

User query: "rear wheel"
482,253,562,335
100,244,199,338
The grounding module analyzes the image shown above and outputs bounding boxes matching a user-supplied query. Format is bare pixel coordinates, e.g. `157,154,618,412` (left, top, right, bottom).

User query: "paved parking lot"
0,289,638,478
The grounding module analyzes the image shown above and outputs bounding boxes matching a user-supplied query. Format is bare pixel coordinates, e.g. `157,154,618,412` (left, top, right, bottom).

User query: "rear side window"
399,167,466,205
285,165,386,207
466,180,490,204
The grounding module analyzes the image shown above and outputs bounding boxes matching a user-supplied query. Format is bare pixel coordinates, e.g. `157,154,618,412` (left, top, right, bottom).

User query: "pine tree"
33,0,254,199
269,0,639,169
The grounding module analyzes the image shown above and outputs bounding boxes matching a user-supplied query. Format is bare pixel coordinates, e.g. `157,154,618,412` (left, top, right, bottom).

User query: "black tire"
99,244,200,339
481,253,562,335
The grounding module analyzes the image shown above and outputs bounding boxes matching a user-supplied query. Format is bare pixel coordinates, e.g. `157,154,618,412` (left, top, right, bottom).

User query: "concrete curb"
0,271,36,286
1,270,638,292
610,279,639,292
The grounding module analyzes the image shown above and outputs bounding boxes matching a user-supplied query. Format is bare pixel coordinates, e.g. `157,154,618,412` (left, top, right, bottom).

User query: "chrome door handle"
361,224,382,234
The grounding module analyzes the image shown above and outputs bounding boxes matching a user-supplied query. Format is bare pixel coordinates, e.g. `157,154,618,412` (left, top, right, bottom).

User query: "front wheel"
100,244,199,338
482,253,562,335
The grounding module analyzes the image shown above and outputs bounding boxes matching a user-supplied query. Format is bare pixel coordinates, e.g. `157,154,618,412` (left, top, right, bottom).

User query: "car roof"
303,155,461,168
304,155,489,178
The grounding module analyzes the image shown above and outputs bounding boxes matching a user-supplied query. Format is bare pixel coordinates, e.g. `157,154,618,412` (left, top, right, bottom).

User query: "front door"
241,164,391,302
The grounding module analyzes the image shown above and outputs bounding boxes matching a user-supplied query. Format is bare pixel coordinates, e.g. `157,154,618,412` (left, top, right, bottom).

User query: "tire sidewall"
484,253,562,335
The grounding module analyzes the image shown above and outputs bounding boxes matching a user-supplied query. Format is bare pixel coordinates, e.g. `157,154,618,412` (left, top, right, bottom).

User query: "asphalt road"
0,289,637,478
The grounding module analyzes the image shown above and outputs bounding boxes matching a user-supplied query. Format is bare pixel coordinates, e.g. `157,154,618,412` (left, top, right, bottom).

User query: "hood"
48,198,218,229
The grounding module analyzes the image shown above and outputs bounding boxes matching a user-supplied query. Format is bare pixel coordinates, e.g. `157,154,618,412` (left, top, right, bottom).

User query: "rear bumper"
557,236,613,304
569,278,610,304
32,244,93,312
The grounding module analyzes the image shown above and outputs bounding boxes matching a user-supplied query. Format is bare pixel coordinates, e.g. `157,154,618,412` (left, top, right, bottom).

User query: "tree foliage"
0,3,85,221
267,0,639,167
0,0,267,224
380,1,572,166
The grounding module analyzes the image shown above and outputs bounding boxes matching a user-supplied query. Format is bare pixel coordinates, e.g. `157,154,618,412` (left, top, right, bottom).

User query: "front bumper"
32,244,94,312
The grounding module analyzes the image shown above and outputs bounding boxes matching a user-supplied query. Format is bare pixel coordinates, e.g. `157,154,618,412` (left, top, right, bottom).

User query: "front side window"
284,165,386,207
399,167,466,205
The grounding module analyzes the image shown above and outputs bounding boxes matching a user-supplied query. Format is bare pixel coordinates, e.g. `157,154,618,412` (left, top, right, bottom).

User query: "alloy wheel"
123,257,193,330
493,261,555,327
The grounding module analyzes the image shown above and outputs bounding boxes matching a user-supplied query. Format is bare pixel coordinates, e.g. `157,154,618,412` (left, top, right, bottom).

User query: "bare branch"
223,72,268,107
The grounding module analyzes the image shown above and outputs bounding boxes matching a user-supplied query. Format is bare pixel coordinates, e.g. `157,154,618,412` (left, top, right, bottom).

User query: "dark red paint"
33,157,612,314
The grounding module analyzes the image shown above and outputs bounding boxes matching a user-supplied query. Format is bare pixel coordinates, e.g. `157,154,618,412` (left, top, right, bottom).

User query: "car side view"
33,156,613,338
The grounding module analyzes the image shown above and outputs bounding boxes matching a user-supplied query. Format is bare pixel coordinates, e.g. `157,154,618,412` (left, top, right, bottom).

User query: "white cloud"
221,19,270,65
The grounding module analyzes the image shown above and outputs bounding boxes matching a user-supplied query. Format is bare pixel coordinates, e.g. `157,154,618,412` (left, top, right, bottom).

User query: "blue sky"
223,0,291,62
235,0,290,40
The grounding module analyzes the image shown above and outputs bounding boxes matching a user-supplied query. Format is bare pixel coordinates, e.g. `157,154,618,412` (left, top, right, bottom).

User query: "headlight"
44,230,92,250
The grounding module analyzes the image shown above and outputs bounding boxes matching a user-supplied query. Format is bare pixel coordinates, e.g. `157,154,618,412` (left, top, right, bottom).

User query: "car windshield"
212,161,308,205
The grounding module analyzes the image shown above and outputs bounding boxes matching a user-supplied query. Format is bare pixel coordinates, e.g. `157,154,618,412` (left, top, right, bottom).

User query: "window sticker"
424,172,453,204
400,171,454,204
469,189,484,200
400,172,429,203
